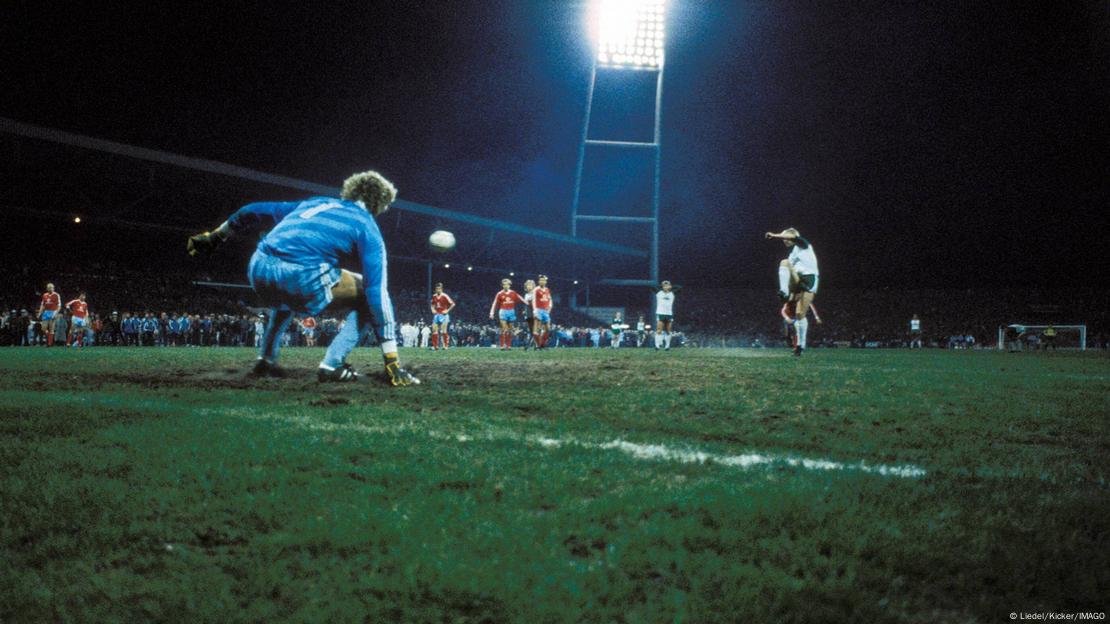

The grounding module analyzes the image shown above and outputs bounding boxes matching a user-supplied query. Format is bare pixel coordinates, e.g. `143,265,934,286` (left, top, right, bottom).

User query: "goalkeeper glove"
383,352,420,386
187,226,229,257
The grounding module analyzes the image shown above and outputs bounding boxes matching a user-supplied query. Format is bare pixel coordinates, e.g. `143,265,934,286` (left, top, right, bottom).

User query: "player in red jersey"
532,275,554,349
489,278,526,350
37,283,62,347
65,292,90,348
781,295,821,350
430,282,456,350
301,316,318,347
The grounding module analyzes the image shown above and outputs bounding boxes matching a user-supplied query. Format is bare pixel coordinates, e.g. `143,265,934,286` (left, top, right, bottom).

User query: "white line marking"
214,409,926,479
537,436,925,478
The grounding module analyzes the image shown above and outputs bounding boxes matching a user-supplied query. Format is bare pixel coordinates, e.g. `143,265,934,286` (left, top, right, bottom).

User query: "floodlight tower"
571,0,666,288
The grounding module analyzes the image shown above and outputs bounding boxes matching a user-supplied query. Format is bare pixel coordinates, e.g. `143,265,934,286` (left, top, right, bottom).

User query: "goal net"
997,324,1087,351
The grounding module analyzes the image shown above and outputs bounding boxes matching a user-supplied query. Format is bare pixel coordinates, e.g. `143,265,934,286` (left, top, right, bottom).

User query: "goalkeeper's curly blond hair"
341,170,397,216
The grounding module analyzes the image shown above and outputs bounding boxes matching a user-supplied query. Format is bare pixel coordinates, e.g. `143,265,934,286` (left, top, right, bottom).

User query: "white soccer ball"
428,230,456,252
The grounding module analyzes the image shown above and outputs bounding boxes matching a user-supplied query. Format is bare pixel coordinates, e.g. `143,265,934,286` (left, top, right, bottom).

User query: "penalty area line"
215,408,926,479
535,437,926,478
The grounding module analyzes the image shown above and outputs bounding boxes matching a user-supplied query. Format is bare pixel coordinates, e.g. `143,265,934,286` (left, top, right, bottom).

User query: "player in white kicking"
766,228,819,356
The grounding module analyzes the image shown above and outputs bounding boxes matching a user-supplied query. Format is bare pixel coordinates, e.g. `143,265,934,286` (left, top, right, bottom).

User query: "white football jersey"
655,290,675,315
789,238,819,276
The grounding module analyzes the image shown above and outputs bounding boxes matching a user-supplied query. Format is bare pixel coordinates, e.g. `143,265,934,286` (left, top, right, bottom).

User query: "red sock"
441,333,449,348
47,334,54,346
431,333,438,349
540,331,548,347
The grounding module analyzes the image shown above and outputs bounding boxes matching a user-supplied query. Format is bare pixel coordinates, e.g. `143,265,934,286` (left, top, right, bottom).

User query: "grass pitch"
2,347,1108,622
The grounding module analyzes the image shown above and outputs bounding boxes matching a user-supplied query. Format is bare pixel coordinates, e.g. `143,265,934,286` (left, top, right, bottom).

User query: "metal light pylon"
571,0,665,289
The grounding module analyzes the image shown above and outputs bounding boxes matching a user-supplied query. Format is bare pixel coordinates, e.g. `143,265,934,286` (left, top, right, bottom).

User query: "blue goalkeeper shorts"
248,249,341,316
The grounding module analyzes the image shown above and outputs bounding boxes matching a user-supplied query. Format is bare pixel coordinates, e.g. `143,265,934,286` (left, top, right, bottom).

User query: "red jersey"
41,292,61,311
490,289,525,314
431,293,455,314
66,299,89,319
301,317,317,329
532,286,552,311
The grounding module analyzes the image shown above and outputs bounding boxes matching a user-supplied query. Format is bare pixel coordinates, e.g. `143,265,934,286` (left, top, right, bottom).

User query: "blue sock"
323,309,371,369
260,308,294,364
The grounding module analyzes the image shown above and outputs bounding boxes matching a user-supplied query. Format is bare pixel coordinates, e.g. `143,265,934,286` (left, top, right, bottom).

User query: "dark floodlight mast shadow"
571,0,665,289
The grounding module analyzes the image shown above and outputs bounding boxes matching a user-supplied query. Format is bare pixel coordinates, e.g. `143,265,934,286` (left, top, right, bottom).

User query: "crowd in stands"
0,307,681,350
2,267,1107,349
396,319,684,349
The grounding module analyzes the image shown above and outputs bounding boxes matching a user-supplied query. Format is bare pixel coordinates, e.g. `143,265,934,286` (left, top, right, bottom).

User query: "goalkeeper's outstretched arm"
187,222,231,257
187,202,299,257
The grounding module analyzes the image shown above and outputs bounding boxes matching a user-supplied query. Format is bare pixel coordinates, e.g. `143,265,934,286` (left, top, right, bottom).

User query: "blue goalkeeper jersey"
226,197,394,340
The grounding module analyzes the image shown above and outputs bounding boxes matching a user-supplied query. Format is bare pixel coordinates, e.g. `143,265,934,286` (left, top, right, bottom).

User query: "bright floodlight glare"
596,0,665,70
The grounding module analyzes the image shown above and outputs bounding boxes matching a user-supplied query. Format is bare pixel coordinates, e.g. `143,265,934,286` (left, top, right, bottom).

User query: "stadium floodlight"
595,0,665,70
575,0,666,299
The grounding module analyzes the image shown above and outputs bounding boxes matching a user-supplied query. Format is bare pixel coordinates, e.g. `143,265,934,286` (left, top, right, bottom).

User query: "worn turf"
1,347,1108,622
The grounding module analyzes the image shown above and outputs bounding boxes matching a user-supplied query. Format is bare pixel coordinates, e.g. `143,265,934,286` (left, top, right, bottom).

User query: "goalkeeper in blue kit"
187,170,418,386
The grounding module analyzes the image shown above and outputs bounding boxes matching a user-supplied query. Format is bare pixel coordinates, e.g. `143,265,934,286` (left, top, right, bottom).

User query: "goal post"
997,324,1087,351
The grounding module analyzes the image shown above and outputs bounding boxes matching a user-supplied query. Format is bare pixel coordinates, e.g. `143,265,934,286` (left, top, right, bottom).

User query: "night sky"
2,1,1107,288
